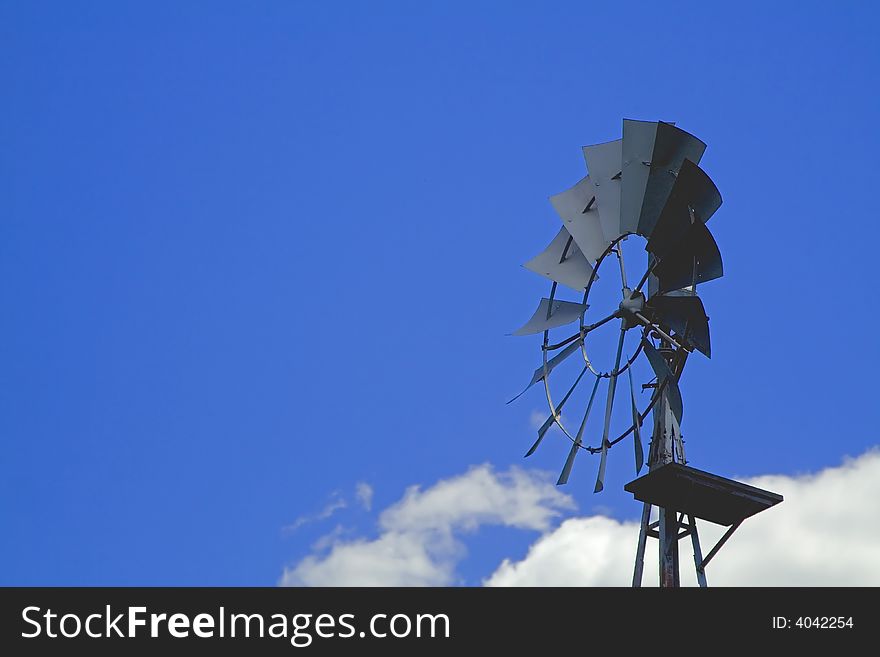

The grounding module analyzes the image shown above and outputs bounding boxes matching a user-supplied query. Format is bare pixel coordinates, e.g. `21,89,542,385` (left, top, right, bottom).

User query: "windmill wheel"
510,120,723,493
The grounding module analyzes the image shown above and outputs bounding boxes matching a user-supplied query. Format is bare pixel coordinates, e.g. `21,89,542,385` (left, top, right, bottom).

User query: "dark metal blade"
648,294,711,358
637,123,707,239
642,339,684,423
620,119,658,235
646,159,722,258
652,222,723,295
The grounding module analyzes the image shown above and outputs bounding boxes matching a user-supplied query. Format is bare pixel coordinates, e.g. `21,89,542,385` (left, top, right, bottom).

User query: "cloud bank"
281,449,880,586
280,465,574,586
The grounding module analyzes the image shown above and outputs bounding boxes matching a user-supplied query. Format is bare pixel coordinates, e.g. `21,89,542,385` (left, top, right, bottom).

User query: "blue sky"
1,1,878,586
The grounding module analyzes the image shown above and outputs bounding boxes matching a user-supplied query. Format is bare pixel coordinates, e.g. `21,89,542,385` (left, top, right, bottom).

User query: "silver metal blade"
512,298,589,336
594,321,627,493
648,294,711,358
594,439,609,494
627,365,644,474
646,158,722,258
523,434,544,459
652,222,723,295
523,227,596,292
637,122,707,238
621,119,658,235
641,339,684,422
507,338,584,403
526,367,589,457
557,440,579,486
582,139,623,243
557,375,601,484
549,176,611,262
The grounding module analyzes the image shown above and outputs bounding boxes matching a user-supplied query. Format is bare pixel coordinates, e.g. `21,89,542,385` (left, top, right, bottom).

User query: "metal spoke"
543,310,619,351
633,260,656,295
632,312,688,351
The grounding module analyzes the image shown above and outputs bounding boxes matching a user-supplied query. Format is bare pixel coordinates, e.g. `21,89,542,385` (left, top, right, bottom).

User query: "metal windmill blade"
523,227,596,292
594,323,627,493
642,339,684,422
646,158,722,258
637,122,707,239
557,375,601,484
526,367,591,457
621,120,706,239
512,298,589,336
507,339,583,403
651,222,723,295
549,177,611,263
627,365,645,474
647,294,711,358
582,139,624,243
620,120,657,235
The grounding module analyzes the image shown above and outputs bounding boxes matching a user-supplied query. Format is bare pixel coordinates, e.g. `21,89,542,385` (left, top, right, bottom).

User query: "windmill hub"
618,288,645,319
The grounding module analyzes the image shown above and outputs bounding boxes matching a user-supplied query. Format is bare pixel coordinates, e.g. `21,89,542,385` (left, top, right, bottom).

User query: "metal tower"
510,119,782,587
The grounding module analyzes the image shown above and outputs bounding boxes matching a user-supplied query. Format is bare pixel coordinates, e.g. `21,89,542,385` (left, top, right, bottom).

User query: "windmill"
510,120,782,587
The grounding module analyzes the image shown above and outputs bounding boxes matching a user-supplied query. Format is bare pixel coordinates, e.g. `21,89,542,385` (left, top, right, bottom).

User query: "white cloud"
355,482,373,511
485,516,639,586
280,449,880,587
281,531,456,587
283,493,347,533
379,465,573,534
486,448,880,586
279,465,574,586
529,409,567,432
284,482,375,534
529,410,547,430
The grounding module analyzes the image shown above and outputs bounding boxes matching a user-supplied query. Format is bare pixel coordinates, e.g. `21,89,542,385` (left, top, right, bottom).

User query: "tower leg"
688,515,708,588
651,362,680,588
658,508,680,587
632,502,651,587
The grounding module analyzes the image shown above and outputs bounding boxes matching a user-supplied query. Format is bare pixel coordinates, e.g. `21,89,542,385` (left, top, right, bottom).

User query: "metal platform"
624,462,783,526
